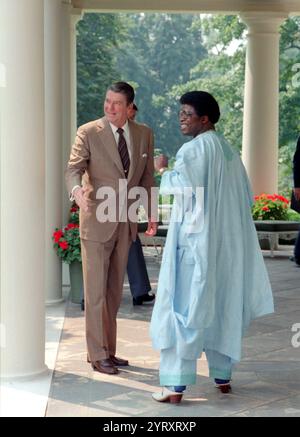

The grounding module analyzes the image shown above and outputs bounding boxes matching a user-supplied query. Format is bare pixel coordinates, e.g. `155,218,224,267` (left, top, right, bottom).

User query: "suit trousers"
127,235,151,298
294,230,300,260
81,222,131,362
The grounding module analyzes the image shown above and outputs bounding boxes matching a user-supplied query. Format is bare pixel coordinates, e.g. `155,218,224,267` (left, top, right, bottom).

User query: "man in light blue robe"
150,91,274,403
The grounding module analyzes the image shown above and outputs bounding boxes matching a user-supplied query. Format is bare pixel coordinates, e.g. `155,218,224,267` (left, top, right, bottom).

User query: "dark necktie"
117,127,130,177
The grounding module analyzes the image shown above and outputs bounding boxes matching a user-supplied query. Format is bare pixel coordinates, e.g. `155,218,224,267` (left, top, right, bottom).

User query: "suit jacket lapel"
97,117,124,175
128,120,140,181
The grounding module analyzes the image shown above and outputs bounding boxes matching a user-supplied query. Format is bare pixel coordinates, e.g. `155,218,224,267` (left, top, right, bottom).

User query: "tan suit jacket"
65,117,155,242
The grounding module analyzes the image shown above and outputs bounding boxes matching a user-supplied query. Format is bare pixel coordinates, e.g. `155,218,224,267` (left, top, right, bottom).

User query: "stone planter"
254,220,300,233
254,220,300,255
69,260,84,304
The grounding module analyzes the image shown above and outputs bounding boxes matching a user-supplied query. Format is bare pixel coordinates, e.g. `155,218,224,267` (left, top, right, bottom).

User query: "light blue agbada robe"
150,130,274,363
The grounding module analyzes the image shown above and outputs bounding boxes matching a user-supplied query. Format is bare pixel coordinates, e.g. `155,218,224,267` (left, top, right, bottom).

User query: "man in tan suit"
66,82,157,375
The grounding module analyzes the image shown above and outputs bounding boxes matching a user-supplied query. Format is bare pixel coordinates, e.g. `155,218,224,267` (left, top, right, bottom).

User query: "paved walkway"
46,247,300,417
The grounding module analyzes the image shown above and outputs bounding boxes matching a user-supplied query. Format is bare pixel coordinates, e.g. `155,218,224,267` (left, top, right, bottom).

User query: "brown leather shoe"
90,358,118,375
109,355,129,366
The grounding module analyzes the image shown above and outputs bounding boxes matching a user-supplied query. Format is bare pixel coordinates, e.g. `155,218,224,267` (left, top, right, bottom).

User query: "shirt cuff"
159,167,168,175
70,185,81,201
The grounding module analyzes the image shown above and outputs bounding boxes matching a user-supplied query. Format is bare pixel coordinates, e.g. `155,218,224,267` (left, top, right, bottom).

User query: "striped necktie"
117,127,130,177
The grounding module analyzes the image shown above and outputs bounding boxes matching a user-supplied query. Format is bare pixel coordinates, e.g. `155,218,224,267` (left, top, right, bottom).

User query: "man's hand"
294,187,300,201
154,154,168,173
73,187,89,212
145,220,158,237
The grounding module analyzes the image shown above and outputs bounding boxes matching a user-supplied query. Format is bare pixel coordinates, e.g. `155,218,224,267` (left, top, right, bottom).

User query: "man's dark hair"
133,103,138,111
108,82,135,105
179,91,220,124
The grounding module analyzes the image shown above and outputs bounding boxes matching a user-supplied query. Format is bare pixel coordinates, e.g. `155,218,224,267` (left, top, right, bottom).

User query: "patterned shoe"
152,387,183,404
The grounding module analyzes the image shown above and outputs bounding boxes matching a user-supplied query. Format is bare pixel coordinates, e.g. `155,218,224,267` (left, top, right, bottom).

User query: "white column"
241,13,287,195
44,0,63,305
0,0,47,378
61,1,72,225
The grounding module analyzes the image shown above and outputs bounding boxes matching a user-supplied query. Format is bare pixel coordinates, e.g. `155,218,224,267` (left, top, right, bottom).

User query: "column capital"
240,12,288,34
61,2,83,28
70,7,83,26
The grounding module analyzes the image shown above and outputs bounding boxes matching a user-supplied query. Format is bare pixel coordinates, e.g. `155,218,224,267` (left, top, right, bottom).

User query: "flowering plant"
52,204,81,264
252,194,289,221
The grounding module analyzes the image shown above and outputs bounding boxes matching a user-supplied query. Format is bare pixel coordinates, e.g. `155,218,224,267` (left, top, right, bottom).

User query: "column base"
45,297,65,306
1,364,49,381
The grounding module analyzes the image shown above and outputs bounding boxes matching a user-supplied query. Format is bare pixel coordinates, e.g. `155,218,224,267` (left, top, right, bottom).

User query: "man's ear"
201,115,210,124
127,103,134,119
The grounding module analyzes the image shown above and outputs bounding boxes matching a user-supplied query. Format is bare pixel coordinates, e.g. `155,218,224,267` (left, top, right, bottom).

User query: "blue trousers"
127,235,151,298
294,230,300,260
159,347,233,386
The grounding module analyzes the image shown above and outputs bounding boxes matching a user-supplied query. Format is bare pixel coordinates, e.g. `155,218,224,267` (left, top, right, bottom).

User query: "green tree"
169,15,300,194
116,13,207,156
279,17,300,147
162,15,246,152
76,13,300,196
278,17,300,197
77,13,124,127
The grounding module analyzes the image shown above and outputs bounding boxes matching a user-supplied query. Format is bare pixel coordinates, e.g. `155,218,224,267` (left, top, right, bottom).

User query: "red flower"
53,230,64,242
252,192,289,221
52,209,81,263
59,241,69,250
275,194,289,204
65,223,79,230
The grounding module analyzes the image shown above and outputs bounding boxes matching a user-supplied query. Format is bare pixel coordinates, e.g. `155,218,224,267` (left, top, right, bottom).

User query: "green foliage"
52,205,81,264
76,13,300,195
278,18,300,193
69,204,80,224
77,13,124,126
252,194,289,221
278,143,296,197
115,13,207,156
194,15,245,51
52,225,81,264
279,18,300,149
287,209,300,221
